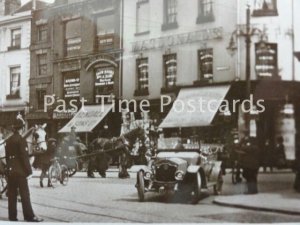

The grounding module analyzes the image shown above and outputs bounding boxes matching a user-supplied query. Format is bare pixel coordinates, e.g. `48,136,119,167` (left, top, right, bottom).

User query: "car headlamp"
144,171,152,180
175,171,184,181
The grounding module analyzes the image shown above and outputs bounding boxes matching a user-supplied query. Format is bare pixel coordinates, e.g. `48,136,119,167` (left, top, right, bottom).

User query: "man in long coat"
5,117,43,222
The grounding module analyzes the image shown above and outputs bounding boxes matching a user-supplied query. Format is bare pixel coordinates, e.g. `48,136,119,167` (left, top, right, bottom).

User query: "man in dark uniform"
5,117,43,222
239,136,260,194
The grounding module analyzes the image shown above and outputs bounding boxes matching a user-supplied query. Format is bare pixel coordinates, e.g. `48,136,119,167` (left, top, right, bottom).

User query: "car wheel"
137,171,145,202
190,172,201,204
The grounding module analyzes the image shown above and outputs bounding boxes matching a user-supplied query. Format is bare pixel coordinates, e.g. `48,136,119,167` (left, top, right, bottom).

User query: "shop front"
58,104,113,145
159,84,231,142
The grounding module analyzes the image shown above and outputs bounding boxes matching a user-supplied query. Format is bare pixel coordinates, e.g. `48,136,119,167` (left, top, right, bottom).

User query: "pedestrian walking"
275,136,286,169
262,139,273,172
240,136,260,194
5,117,43,222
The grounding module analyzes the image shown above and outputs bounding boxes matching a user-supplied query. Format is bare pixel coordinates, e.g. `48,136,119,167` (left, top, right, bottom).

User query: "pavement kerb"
213,197,300,216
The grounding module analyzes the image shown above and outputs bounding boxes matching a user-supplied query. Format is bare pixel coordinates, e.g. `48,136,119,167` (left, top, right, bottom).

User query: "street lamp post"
227,5,267,137
245,5,251,137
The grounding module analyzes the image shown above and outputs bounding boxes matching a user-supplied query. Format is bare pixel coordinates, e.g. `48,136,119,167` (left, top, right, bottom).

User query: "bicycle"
0,173,7,196
48,157,69,187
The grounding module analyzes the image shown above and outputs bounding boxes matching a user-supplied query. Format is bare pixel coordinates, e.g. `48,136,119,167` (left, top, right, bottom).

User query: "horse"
27,124,56,188
0,124,49,191
89,126,147,178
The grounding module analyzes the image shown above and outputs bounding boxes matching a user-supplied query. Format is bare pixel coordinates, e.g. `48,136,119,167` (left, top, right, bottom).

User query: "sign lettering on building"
60,60,81,72
95,68,114,86
64,75,80,98
132,27,223,52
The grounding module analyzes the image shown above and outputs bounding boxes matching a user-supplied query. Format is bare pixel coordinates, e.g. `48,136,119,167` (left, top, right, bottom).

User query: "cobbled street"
1,170,300,223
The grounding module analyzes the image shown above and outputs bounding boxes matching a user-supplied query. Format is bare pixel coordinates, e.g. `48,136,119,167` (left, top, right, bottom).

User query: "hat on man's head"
71,126,76,130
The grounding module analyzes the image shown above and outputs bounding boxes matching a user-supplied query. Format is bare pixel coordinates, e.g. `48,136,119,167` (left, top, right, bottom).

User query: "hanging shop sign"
132,27,223,52
53,109,77,120
255,43,277,78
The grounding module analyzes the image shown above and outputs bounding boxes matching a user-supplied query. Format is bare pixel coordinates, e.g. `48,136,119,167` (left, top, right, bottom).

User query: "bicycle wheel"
68,160,78,177
0,174,7,194
48,165,59,187
60,165,69,186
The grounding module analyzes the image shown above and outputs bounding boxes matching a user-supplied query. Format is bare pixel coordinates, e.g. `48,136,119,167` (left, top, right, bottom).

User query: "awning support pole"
85,133,88,147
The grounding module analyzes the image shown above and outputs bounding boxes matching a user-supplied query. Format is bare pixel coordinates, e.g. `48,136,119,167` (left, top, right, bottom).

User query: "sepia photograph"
0,0,300,223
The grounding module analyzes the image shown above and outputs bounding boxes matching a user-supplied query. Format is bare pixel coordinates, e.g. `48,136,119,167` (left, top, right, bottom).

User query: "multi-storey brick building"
122,0,300,158
0,0,31,134
28,0,123,138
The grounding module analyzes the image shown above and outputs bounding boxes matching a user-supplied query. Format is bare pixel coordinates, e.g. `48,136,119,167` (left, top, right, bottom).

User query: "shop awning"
159,85,231,128
58,105,113,133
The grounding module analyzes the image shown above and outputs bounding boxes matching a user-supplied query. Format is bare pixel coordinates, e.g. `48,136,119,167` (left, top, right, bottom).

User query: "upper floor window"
255,42,278,78
65,19,81,56
7,67,21,99
163,54,177,89
136,0,150,35
8,28,21,50
197,0,214,24
135,58,149,96
199,48,213,81
94,66,115,99
37,89,46,110
253,0,278,17
96,14,115,51
37,54,47,76
37,25,48,42
162,0,178,31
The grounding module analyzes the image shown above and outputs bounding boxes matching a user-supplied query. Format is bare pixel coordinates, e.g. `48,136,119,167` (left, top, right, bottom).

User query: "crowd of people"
1,113,299,221
222,134,288,195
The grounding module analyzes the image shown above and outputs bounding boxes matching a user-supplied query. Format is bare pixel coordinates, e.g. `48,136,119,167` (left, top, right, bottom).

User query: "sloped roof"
15,0,49,13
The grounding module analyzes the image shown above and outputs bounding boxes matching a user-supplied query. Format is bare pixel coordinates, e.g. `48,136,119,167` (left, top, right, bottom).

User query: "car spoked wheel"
137,171,145,202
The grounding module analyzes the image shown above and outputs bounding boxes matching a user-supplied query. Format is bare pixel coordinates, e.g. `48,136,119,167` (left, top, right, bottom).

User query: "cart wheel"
214,171,223,195
190,172,201,204
0,174,7,194
48,165,59,187
60,165,69,185
137,171,145,202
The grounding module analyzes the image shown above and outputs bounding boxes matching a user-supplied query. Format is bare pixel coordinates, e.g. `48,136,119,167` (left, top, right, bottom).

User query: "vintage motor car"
132,138,223,203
